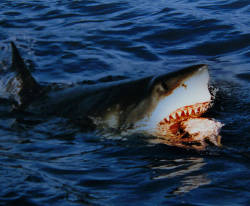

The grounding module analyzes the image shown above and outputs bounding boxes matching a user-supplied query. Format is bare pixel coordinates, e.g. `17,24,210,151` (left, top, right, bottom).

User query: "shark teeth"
197,107,201,113
164,117,170,123
177,111,182,117
159,102,211,125
188,108,192,115
172,113,176,119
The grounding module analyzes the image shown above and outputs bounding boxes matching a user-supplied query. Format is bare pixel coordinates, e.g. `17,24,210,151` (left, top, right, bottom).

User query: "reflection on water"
150,157,210,195
172,174,210,195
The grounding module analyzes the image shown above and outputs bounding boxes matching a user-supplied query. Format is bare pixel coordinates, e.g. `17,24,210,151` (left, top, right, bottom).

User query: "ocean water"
0,0,249,205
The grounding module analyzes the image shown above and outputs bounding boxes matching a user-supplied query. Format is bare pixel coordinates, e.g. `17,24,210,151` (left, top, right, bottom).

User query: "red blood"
181,110,185,117
191,109,196,116
169,123,180,134
169,115,174,121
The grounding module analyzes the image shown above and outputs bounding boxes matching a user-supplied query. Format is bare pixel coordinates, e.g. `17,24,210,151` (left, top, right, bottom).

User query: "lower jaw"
155,117,223,150
155,103,223,150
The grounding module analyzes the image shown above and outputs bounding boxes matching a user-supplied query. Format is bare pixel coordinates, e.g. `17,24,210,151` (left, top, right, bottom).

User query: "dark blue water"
0,1,249,205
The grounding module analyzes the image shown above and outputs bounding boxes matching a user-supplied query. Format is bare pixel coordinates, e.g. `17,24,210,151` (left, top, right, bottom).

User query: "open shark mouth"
159,102,210,127
156,101,223,150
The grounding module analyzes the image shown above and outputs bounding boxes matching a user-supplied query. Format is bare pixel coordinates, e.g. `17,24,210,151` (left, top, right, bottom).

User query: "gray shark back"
28,74,154,129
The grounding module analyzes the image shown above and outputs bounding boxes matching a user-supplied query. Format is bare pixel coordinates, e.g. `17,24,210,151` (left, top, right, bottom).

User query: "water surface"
0,0,249,205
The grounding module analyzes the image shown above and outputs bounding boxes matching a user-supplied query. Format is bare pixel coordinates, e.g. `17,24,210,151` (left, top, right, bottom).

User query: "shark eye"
161,82,168,90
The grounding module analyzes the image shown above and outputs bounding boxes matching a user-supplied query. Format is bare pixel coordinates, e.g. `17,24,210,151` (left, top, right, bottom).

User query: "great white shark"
1,42,223,150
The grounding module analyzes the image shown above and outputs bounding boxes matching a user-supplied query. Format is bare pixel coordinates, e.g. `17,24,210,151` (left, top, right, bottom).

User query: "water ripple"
0,0,250,205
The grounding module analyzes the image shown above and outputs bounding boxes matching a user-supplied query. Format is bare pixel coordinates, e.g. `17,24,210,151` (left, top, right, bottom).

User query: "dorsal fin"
11,42,39,86
8,42,42,108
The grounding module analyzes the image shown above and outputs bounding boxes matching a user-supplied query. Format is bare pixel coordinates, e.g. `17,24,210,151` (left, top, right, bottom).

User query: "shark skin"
2,42,222,150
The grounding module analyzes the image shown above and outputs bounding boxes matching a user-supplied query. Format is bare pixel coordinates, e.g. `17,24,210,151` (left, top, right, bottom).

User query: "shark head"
133,64,215,147
132,64,222,149
148,64,211,127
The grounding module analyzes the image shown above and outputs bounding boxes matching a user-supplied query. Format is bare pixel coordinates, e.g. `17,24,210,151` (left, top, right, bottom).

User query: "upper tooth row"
165,105,207,122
